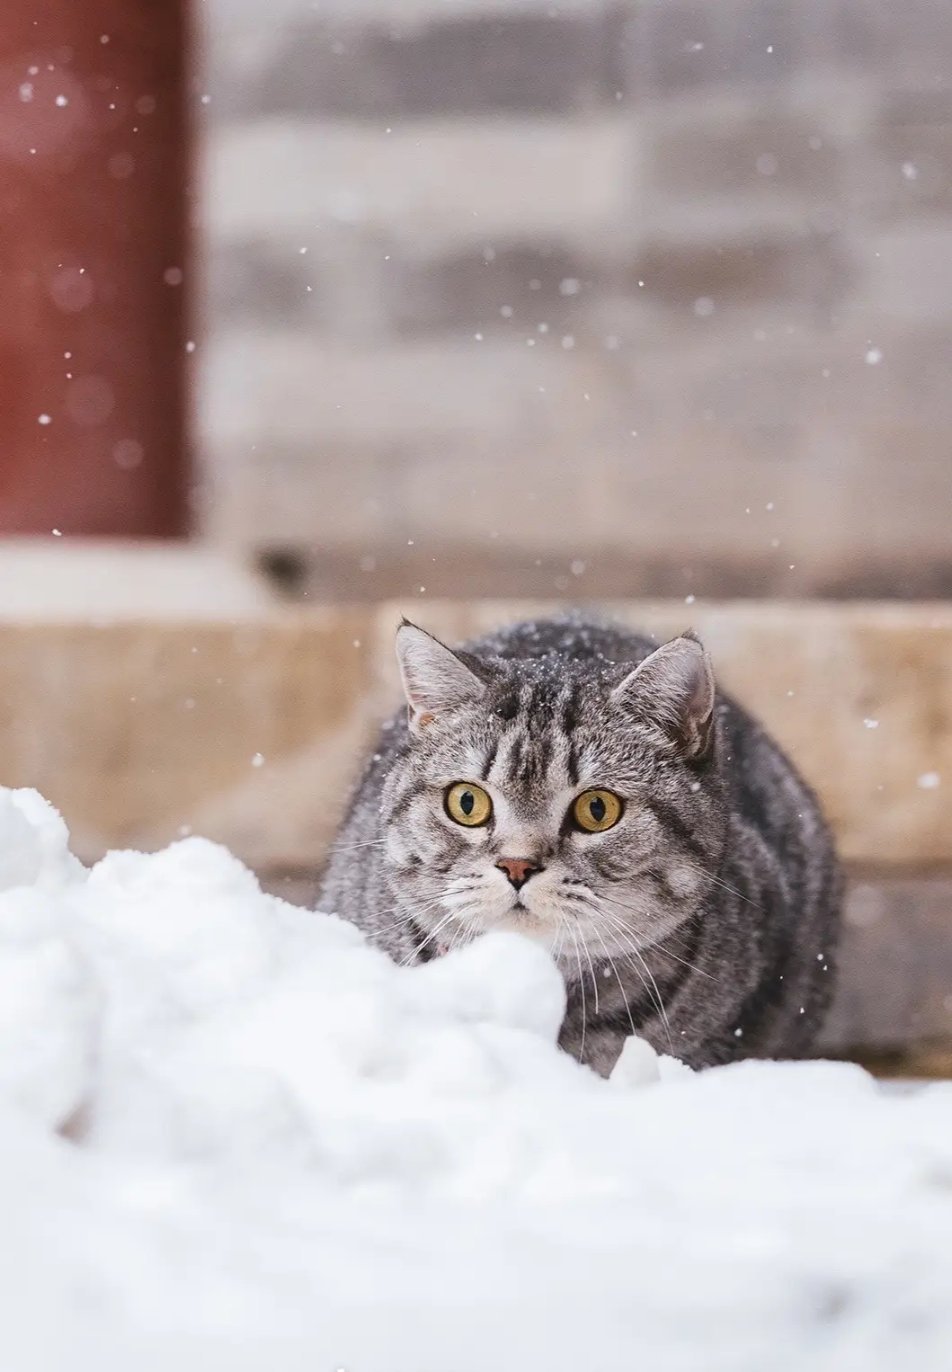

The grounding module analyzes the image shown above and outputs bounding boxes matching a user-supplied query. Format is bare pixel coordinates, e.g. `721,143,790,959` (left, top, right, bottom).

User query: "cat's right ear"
395,620,486,733
611,633,715,762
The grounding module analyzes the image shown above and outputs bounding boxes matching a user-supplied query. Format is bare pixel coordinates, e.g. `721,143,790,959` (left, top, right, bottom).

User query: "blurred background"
1,0,952,1072
3,0,952,598
199,0,952,602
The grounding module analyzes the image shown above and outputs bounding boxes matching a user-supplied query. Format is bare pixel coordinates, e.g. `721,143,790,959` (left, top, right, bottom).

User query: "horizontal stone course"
0,561,951,871
378,240,600,336
821,875,952,1053
200,332,607,448
202,117,632,247
203,0,952,126
246,8,627,120
644,102,844,203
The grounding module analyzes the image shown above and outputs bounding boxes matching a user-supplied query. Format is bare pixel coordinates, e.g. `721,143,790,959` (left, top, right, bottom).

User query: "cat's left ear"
395,620,486,732
611,633,715,761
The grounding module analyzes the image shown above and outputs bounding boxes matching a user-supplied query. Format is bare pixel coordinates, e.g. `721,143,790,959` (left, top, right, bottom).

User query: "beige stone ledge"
0,539,273,619
0,546,949,869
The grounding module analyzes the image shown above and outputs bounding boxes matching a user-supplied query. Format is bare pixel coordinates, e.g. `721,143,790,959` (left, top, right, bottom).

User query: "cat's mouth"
427,885,557,958
429,898,556,958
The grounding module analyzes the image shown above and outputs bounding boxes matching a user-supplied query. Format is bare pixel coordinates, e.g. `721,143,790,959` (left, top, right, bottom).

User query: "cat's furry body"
320,616,841,1074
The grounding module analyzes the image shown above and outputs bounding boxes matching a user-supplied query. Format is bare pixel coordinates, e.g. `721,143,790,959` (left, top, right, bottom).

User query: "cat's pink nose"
495,857,541,890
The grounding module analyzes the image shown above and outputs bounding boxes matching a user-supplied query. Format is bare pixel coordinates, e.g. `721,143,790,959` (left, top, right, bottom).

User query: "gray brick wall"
196,0,952,599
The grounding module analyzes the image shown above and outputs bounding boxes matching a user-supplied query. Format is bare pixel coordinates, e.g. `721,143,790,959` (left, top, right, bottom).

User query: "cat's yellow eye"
573,789,623,833
445,782,493,827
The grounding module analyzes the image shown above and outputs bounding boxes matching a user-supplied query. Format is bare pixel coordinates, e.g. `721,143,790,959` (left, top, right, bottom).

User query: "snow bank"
1,788,951,1372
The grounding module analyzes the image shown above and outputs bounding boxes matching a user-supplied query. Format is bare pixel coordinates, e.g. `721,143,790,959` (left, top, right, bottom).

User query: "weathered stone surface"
631,230,849,313
206,239,323,327
200,333,622,453
201,318,952,585
833,0,952,83
241,9,625,120
625,0,952,94
645,104,842,205
257,543,952,606
0,609,373,867
202,118,632,248
869,92,952,219
860,227,952,322
821,875,952,1053
379,241,598,336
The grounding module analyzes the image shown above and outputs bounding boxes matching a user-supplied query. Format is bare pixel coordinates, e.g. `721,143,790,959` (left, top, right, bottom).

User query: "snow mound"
1,787,951,1372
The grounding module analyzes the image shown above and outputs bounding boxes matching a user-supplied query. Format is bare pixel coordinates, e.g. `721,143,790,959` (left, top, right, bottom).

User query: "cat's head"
381,620,726,975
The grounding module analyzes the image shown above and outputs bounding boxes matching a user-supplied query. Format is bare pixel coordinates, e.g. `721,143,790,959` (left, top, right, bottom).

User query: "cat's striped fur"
319,615,841,1074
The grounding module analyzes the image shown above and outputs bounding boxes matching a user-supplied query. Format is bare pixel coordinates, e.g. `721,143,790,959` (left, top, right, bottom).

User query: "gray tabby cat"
320,615,841,1075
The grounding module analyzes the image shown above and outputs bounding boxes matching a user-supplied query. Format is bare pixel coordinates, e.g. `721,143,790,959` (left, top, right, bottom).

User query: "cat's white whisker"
589,904,673,1050
579,927,600,1017
596,890,720,984
551,914,567,968
399,906,461,966
587,921,640,1040
567,923,588,1063
677,859,766,913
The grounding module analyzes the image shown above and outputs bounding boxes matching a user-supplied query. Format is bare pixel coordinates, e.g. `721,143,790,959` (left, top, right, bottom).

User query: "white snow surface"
1,787,951,1372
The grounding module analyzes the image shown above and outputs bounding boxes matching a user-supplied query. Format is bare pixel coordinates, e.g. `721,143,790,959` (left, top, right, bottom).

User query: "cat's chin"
442,898,553,942
481,909,559,945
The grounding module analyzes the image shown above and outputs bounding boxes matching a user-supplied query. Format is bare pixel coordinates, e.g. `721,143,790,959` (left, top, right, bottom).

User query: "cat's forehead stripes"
484,678,586,802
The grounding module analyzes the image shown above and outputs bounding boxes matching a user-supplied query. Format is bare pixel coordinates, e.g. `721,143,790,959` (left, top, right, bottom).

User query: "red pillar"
0,0,189,535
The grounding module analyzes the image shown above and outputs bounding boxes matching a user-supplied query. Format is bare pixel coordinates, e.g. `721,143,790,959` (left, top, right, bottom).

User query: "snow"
1,787,951,1372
